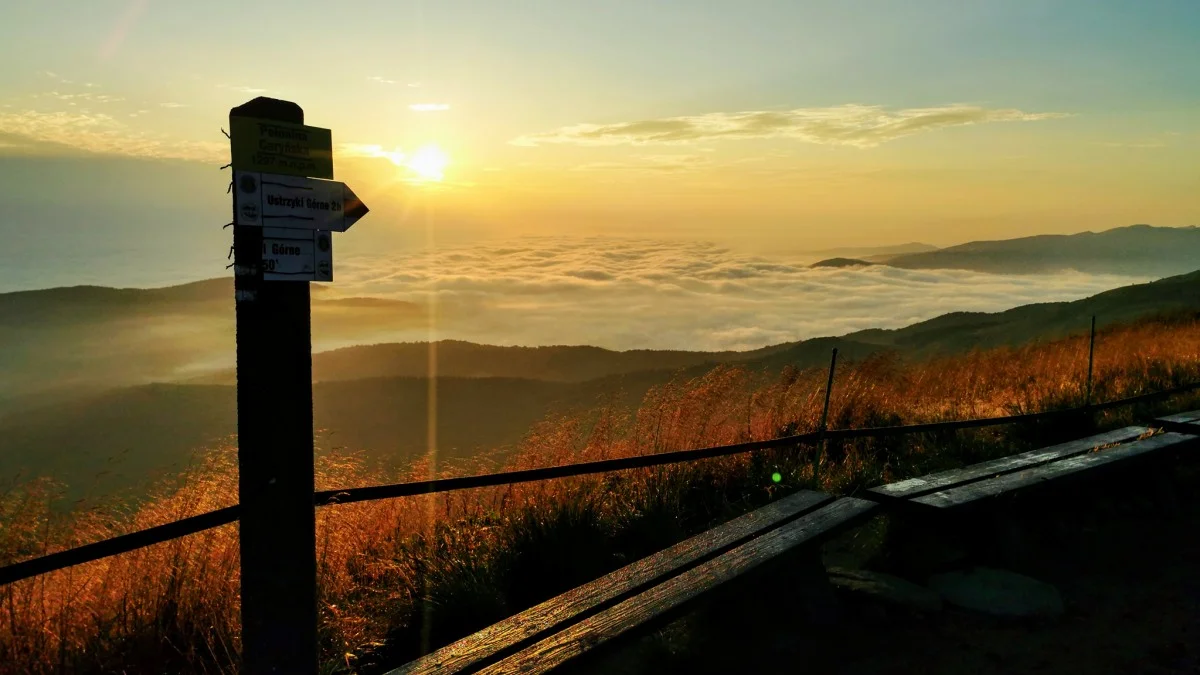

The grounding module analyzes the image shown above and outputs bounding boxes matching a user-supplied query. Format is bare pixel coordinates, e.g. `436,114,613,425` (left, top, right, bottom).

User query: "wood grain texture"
912,432,1197,509
1157,409,1200,425
476,498,877,675
869,426,1148,500
1156,410,1200,435
388,490,832,675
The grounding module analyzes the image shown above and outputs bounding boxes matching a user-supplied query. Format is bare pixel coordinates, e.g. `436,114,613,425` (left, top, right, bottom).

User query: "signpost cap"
230,97,304,124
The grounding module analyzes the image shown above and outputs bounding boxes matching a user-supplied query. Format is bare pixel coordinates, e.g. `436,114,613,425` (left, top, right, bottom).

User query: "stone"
826,567,943,613
928,567,1064,618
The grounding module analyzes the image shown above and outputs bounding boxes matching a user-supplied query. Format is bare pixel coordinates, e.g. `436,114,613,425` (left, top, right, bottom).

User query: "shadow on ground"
572,465,1200,675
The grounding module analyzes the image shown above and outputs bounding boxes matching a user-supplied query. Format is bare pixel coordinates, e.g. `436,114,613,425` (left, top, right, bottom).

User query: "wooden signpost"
228,97,368,674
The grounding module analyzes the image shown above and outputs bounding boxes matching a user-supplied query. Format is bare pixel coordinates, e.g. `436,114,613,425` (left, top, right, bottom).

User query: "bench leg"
986,511,1030,569
1153,473,1181,519
883,513,968,578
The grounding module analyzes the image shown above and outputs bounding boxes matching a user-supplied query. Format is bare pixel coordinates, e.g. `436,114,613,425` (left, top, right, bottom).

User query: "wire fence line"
2,379,1197,588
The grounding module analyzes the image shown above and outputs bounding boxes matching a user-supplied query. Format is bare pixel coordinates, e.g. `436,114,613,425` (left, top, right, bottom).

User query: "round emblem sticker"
238,174,258,194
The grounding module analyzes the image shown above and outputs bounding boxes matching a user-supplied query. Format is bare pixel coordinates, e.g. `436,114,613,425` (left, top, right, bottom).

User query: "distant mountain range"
1,224,1194,407
800,242,938,262
3,268,1198,505
886,224,1200,275
0,278,423,408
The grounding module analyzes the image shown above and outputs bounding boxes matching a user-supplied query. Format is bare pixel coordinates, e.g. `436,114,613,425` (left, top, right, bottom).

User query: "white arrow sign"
234,171,368,232
262,227,333,282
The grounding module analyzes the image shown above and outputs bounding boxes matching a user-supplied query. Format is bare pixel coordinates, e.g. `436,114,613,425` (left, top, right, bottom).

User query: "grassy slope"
1,313,1197,674
846,269,1200,353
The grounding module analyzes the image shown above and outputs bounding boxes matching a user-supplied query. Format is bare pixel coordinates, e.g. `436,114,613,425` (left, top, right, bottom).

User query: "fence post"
230,97,318,675
815,348,838,477
1085,315,1096,408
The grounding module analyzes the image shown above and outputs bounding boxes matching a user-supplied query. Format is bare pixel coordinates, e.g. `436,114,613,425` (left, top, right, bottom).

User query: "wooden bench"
869,425,1196,512
867,424,1199,569
388,491,876,675
1154,408,1200,435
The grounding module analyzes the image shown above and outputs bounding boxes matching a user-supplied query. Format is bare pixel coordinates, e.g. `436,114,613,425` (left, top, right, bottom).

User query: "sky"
0,0,1198,294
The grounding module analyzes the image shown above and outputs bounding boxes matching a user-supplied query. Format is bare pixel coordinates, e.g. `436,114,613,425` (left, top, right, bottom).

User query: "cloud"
328,237,1144,351
222,85,267,95
1097,141,1167,149
368,75,398,85
338,143,406,165
0,109,226,162
36,91,125,104
572,154,714,173
512,104,1071,148
409,103,450,112
159,102,188,108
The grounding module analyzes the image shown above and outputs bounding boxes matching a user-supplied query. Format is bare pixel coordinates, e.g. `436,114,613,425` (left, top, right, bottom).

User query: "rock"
827,567,943,613
928,567,1064,618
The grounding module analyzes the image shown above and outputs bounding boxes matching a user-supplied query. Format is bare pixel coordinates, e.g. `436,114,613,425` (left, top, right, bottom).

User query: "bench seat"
390,489,873,674
909,431,1196,510
473,498,876,675
1155,409,1200,434
869,425,1151,505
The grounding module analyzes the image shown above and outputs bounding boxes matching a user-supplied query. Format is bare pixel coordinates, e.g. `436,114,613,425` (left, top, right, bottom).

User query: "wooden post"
231,97,318,675
815,348,838,477
1085,315,1096,408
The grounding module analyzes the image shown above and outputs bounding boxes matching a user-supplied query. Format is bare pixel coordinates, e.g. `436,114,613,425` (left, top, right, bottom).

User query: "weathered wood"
912,432,1197,509
1153,473,1181,518
1157,409,1200,425
870,426,1148,500
388,490,832,675
475,498,877,675
1155,409,1200,434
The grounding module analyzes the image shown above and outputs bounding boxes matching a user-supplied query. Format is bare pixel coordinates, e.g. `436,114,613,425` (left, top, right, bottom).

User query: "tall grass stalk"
1,313,1198,673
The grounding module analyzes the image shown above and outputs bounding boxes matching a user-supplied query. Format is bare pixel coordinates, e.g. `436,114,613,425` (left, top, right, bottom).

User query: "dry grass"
2,313,1199,674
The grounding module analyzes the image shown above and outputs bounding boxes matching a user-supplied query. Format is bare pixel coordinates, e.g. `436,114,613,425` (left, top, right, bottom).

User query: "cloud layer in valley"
329,238,1143,352
512,104,1070,148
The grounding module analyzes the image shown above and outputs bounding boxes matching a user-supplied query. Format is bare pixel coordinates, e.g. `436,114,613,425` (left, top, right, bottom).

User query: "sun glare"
405,144,449,182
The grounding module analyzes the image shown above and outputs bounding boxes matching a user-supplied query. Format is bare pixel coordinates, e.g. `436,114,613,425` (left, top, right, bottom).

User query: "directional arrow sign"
234,171,368,232
262,227,333,282
230,116,333,179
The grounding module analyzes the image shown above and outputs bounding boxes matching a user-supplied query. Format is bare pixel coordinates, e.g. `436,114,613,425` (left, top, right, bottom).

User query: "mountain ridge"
886,224,1200,275
4,268,1198,505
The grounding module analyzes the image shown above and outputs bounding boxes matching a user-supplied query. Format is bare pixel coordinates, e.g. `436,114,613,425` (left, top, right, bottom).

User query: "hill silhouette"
886,224,1200,275
2,224,1193,408
0,278,423,409
800,242,938,261
2,269,1198,505
810,257,876,268
845,268,1200,353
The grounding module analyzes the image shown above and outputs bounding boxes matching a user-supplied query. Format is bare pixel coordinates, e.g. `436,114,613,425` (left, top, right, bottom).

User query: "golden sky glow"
0,0,1197,260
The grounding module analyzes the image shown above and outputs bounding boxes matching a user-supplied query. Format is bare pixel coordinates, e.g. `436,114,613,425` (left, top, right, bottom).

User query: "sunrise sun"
400,144,448,182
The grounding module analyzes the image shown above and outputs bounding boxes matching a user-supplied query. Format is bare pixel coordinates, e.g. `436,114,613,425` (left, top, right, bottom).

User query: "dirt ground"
578,469,1200,675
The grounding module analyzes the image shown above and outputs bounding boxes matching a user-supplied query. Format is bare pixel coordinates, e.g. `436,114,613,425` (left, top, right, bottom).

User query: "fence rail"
2,380,1197,588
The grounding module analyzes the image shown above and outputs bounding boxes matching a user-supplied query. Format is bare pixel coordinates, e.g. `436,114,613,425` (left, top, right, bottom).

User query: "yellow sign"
230,116,333,179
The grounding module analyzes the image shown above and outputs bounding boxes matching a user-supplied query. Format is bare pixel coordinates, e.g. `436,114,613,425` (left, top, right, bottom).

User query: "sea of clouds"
329,238,1150,352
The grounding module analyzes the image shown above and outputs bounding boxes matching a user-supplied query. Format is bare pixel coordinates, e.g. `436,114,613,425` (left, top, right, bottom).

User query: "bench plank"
1155,409,1200,433
912,432,1197,509
1157,409,1200,425
388,490,832,675
870,426,1148,500
476,498,877,675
